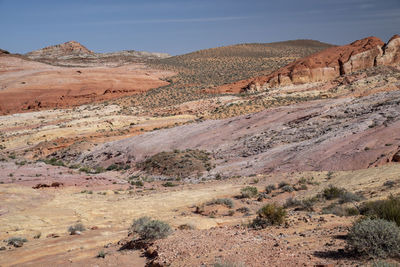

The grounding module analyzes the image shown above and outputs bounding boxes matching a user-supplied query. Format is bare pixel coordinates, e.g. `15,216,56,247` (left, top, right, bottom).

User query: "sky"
1,0,399,55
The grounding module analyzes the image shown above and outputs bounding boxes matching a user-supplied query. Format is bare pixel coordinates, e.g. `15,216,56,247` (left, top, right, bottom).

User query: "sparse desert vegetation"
1,31,400,267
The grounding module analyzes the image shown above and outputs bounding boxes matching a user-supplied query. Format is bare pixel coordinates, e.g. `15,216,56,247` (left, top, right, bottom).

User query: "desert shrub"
383,180,396,188
106,164,119,171
284,197,316,211
43,158,65,167
130,180,144,187
257,192,270,201
359,195,400,226
284,197,301,208
236,207,250,214
214,261,246,267
339,191,363,203
68,223,86,234
278,181,289,188
178,223,196,230
130,217,172,241
322,185,345,200
265,184,276,194
137,149,212,178
346,207,361,216
97,250,106,258
162,181,178,187
227,210,235,216
281,185,294,192
251,203,286,229
299,184,308,190
7,237,27,246
240,186,258,198
79,166,92,173
207,198,234,208
347,218,400,258
93,167,105,173
322,204,359,216
371,261,400,267
131,217,151,233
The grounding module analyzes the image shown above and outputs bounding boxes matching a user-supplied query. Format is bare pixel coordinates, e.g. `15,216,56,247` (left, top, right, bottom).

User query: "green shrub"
79,166,92,173
360,195,400,226
265,184,276,194
207,198,234,208
281,185,294,192
347,218,400,258
251,203,286,229
383,180,396,188
97,250,106,258
322,185,345,200
106,164,119,171
130,180,144,187
7,237,27,246
284,197,316,211
236,207,250,214
43,158,65,167
339,191,363,203
162,181,178,187
68,223,86,234
278,181,289,188
371,261,400,267
322,204,359,216
130,217,172,241
240,186,258,198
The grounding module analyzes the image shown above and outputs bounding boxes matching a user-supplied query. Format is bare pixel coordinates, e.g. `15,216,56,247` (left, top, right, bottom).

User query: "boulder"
376,35,400,66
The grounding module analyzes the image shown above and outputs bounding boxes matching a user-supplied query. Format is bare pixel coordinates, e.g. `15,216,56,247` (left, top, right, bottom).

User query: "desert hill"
115,39,334,113
0,54,174,115
25,41,170,67
26,40,94,58
149,39,334,88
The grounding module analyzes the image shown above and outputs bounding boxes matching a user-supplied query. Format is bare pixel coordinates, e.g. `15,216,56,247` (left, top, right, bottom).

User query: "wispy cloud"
88,16,255,25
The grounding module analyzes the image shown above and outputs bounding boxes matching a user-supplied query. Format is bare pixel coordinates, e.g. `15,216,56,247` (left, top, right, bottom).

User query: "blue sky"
1,0,399,55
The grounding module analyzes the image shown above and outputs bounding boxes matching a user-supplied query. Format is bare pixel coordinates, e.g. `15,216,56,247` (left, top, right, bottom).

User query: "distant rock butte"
218,35,400,93
0,48,10,55
26,41,94,58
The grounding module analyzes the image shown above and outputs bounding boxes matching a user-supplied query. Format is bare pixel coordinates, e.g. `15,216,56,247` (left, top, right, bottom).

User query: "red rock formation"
26,41,94,59
376,35,400,66
217,35,400,93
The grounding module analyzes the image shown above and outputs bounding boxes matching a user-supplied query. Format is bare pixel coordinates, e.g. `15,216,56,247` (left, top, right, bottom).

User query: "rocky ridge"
219,35,400,93
26,41,94,59
0,48,10,55
25,41,170,67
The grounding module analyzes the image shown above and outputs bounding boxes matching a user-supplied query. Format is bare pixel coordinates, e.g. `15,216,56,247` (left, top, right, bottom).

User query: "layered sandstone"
218,35,400,93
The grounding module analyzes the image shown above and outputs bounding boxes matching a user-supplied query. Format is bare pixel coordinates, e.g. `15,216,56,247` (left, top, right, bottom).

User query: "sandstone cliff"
220,35,400,93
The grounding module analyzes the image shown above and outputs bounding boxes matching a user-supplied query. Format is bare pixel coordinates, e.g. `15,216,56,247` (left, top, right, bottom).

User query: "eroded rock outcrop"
0,49,10,55
26,41,94,59
376,35,400,66
237,35,400,92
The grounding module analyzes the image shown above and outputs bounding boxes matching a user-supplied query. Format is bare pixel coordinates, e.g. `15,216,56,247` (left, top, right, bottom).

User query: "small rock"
46,233,60,238
0,246,6,251
12,241,23,248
